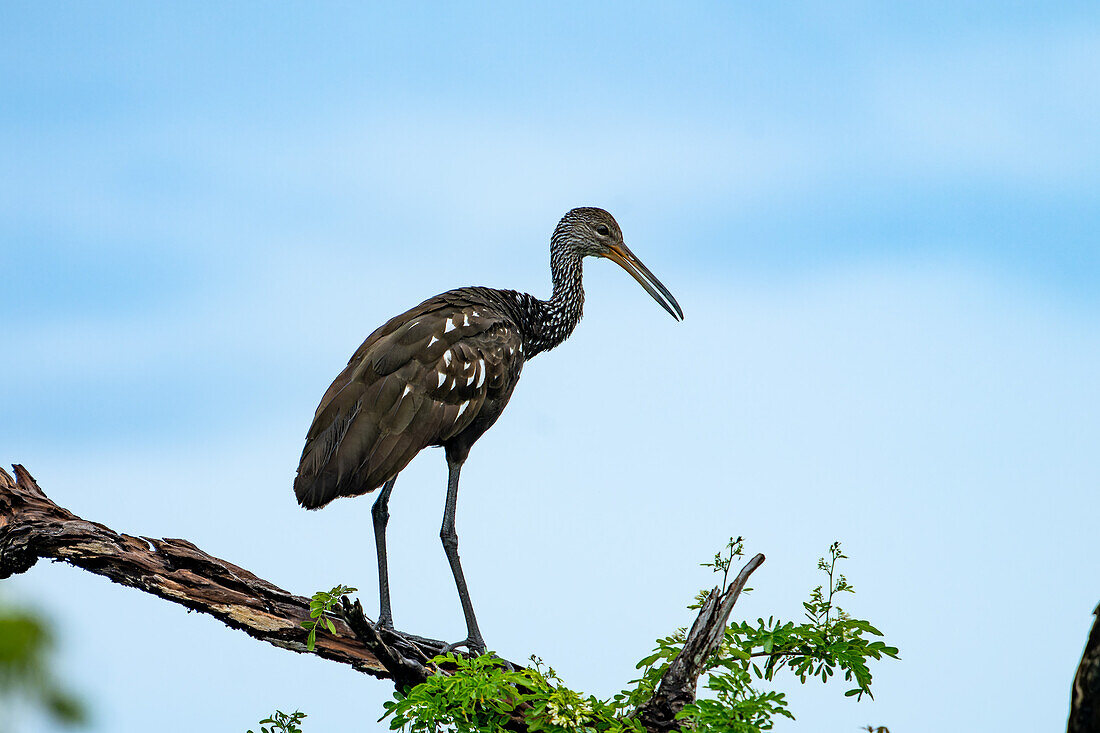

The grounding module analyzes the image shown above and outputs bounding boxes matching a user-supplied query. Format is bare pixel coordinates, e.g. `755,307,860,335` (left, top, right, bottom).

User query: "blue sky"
3,2,1099,731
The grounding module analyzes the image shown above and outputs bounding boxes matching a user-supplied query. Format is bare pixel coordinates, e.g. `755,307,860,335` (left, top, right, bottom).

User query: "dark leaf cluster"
0,598,86,728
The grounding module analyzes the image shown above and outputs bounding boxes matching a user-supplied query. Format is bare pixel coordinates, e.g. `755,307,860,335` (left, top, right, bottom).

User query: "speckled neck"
547,239,585,332
516,232,585,358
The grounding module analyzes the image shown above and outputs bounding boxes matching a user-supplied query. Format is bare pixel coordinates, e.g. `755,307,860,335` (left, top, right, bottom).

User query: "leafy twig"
301,585,357,652
248,709,306,733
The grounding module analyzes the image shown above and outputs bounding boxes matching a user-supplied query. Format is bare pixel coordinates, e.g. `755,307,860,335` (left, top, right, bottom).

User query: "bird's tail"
293,470,329,510
294,419,345,509
294,399,377,509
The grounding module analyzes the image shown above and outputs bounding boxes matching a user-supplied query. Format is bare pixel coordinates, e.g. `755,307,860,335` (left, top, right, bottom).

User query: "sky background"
2,2,1099,731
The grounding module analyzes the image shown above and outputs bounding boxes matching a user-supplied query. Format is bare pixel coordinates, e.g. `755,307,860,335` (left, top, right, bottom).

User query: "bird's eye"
596,225,610,236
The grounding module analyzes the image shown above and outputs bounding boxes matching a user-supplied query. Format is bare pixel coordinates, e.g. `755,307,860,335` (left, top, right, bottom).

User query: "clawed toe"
440,637,487,656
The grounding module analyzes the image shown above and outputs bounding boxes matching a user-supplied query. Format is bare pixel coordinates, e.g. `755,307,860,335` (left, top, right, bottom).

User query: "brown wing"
294,296,524,509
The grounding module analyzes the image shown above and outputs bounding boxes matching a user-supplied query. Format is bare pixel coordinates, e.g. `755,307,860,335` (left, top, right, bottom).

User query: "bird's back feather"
294,289,525,509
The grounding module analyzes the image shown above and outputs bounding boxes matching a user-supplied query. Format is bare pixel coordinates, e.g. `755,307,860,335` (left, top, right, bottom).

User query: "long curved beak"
603,243,684,321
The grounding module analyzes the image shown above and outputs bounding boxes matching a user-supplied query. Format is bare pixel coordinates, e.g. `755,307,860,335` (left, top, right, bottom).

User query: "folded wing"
294,298,523,509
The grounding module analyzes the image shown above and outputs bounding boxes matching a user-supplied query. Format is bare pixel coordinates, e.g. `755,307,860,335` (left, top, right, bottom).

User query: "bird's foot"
375,614,394,632
440,636,487,657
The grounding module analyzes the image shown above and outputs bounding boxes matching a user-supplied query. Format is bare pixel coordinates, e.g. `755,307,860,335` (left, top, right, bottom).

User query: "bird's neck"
525,245,584,357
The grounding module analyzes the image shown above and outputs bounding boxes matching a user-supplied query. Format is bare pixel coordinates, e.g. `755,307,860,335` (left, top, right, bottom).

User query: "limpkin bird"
294,207,682,653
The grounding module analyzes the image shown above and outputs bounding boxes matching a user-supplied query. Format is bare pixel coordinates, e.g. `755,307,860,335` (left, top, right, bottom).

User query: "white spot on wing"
437,372,446,388
457,400,472,420
476,361,486,388
402,385,413,398
444,318,456,333
443,350,453,366
428,335,439,347
462,313,469,326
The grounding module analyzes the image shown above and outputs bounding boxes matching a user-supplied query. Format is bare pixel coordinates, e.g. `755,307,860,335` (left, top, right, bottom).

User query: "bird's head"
554,206,684,321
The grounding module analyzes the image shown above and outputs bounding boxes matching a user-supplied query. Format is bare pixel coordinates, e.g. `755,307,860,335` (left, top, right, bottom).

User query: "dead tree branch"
635,552,766,732
1069,602,1100,733
0,463,456,680
1,463,763,732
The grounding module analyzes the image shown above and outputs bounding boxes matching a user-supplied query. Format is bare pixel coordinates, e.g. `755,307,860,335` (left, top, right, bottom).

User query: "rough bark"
1,463,763,732
0,463,457,678
635,553,766,732
1070,603,1100,733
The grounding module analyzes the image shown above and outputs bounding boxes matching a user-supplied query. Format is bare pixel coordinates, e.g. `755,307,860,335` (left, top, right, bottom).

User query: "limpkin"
294,207,682,653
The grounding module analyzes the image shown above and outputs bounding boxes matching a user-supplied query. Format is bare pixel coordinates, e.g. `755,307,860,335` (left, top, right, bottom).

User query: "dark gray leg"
372,476,397,629
440,458,486,654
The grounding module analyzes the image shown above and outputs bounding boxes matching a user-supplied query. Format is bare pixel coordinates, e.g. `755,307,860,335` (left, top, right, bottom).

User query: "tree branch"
2,463,764,733
1069,602,1100,733
338,596,435,688
635,552,766,732
0,463,451,680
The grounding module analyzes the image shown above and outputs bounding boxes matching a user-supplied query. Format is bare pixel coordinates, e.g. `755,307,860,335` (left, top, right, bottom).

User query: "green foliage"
376,539,898,733
383,651,527,732
383,653,643,733
712,541,899,703
0,598,86,730
248,709,307,733
301,585,357,652
668,541,899,731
